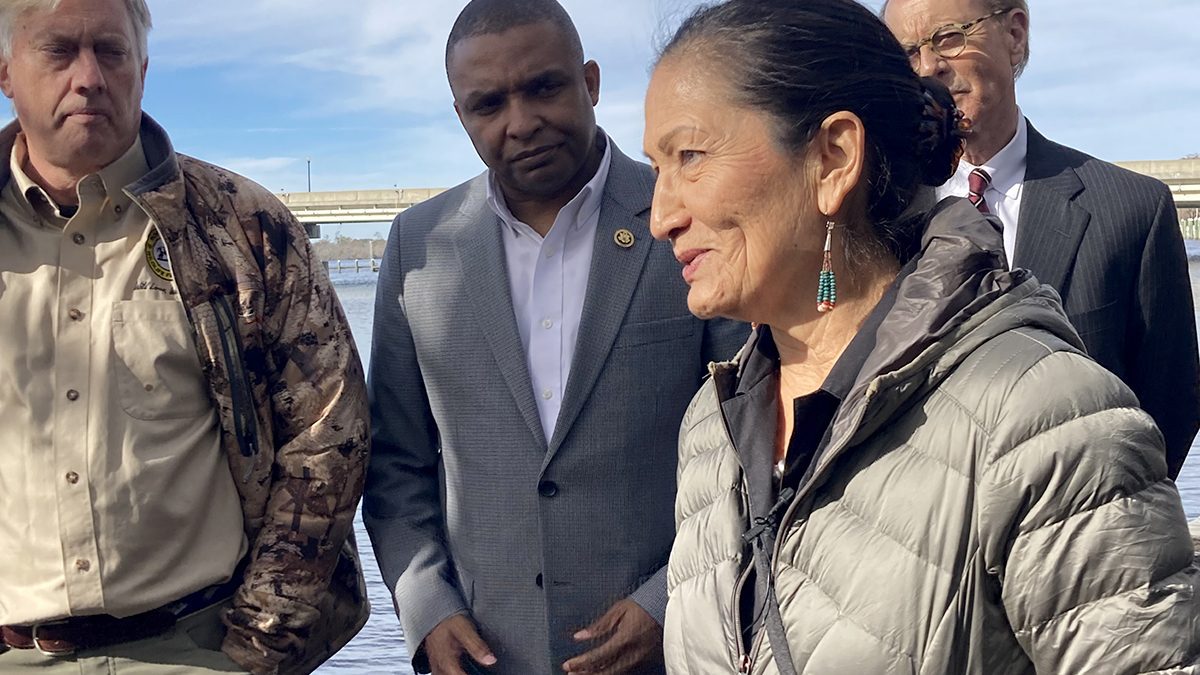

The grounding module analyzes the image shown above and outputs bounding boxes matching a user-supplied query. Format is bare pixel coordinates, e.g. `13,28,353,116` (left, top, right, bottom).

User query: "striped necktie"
967,168,992,214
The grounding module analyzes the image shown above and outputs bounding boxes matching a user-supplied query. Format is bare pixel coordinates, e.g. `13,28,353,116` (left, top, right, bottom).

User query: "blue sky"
6,0,1200,236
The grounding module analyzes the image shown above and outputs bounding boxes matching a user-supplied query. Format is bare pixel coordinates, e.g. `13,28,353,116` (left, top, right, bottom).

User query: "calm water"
319,241,1200,673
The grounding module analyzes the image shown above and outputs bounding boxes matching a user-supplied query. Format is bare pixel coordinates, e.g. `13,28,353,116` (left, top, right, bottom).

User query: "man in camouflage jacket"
127,115,373,673
0,1,367,671
0,108,370,673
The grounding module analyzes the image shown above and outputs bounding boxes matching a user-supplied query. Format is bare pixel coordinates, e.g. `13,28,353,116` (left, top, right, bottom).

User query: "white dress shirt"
486,138,613,441
938,113,1028,266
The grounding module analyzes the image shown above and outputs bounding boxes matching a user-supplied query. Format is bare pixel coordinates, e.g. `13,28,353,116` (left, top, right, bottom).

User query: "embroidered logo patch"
145,229,173,281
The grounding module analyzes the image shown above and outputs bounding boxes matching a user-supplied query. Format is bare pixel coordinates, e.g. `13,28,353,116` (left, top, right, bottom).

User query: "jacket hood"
852,198,1085,430
852,198,1088,483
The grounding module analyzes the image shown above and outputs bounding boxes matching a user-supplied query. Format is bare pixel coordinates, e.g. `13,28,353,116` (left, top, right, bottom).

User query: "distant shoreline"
312,235,385,262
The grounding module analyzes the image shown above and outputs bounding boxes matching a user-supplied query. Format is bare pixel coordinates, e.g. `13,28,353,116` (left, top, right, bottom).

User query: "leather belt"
0,563,244,657
1,609,176,656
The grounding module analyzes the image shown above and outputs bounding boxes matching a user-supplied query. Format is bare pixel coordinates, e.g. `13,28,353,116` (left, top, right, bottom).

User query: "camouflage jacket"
122,116,370,673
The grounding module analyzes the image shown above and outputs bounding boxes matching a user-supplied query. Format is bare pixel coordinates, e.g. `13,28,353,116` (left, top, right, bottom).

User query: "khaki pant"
0,601,248,674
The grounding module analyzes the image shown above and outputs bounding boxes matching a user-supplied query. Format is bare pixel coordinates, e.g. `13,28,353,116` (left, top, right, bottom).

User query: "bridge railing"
1183,217,1200,241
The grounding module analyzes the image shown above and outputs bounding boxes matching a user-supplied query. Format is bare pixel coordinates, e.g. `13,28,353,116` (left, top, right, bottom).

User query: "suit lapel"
1013,122,1090,295
453,176,548,449
545,146,654,459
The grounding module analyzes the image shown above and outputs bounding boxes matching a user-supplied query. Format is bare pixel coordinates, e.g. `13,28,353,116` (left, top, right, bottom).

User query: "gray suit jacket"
1013,123,1199,477
364,143,746,674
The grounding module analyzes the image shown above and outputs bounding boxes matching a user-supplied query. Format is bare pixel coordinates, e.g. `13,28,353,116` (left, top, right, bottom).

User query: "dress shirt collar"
486,131,612,238
959,112,1027,203
10,132,148,227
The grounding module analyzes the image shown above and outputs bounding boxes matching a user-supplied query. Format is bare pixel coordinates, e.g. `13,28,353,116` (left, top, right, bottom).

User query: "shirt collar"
486,131,613,238
959,112,1027,202
9,134,61,224
96,134,149,212
9,132,149,225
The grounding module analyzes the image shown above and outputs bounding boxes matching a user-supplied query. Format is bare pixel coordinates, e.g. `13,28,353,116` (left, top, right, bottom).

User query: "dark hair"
446,0,584,73
660,0,965,262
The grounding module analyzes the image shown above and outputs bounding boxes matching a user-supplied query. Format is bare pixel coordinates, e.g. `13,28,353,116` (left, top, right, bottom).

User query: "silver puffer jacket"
666,199,1200,675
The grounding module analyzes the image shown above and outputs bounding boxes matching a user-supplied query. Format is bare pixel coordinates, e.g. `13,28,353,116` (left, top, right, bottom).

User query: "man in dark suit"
363,1,745,674
884,0,1199,477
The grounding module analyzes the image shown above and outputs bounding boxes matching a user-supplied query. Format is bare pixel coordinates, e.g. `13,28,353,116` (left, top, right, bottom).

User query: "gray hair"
985,0,1029,78
881,0,1029,78
0,0,152,60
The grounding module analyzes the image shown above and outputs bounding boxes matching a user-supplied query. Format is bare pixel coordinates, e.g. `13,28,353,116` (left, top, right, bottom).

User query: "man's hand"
562,599,663,674
425,613,497,675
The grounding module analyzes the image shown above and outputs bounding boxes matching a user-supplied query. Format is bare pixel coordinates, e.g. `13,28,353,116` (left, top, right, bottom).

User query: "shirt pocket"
112,300,212,420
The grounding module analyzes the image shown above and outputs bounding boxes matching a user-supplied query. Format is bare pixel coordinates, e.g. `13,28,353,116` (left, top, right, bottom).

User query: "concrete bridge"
1114,160,1200,214
283,159,1200,238
276,188,446,238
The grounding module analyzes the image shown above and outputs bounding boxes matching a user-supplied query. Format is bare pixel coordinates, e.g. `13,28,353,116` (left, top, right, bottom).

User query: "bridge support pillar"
305,223,321,239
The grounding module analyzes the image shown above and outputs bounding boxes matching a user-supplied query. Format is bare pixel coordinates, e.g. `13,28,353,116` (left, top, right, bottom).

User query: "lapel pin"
614,228,635,249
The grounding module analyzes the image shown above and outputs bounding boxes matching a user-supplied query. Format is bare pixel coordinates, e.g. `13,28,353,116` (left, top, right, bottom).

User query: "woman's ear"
812,111,866,218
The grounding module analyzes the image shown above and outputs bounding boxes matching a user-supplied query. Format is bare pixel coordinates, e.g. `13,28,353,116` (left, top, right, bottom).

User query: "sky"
4,0,1200,236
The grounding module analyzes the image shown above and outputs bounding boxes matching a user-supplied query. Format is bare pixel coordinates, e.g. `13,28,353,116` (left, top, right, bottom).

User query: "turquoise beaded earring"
817,220,837,313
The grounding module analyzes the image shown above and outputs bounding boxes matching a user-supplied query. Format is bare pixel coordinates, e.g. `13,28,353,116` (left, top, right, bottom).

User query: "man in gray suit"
364,1,745,674
884,0,1200,477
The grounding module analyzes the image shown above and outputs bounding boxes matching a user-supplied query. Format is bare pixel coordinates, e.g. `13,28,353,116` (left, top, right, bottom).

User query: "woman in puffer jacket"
642,0,1200,673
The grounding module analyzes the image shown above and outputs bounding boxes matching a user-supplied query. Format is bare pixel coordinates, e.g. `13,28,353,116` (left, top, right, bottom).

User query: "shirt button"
538,481,559,498
545,248,556,258
75,559,90,572
72,233,86,245
65,471,79,484
542,389,553,400
542,319,553,330
66,389,80,401
114,204,123,214
68,308,84,321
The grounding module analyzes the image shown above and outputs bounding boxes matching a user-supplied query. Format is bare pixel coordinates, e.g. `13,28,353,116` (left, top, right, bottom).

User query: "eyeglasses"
902,8,1011,67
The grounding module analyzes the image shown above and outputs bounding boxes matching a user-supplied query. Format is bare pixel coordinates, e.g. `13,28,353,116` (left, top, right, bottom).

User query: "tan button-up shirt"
0,135,247,624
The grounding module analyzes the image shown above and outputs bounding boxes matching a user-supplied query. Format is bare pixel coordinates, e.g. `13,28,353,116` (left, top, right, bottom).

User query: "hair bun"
915,77,966,186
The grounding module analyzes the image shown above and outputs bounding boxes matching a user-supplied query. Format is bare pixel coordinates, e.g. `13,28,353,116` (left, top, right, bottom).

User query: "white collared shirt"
486,137,613,441
938,113,1028,266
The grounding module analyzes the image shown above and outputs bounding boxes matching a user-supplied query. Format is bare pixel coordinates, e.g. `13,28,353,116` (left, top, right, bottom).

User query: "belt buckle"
31,622,76,657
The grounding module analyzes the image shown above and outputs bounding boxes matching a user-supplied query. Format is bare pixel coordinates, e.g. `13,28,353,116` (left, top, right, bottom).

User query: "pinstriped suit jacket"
1014,122,1199,477
363,143,746,674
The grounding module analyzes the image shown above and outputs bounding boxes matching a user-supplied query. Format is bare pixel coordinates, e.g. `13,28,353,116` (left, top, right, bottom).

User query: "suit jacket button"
538,481,559,498
536,573,544,588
